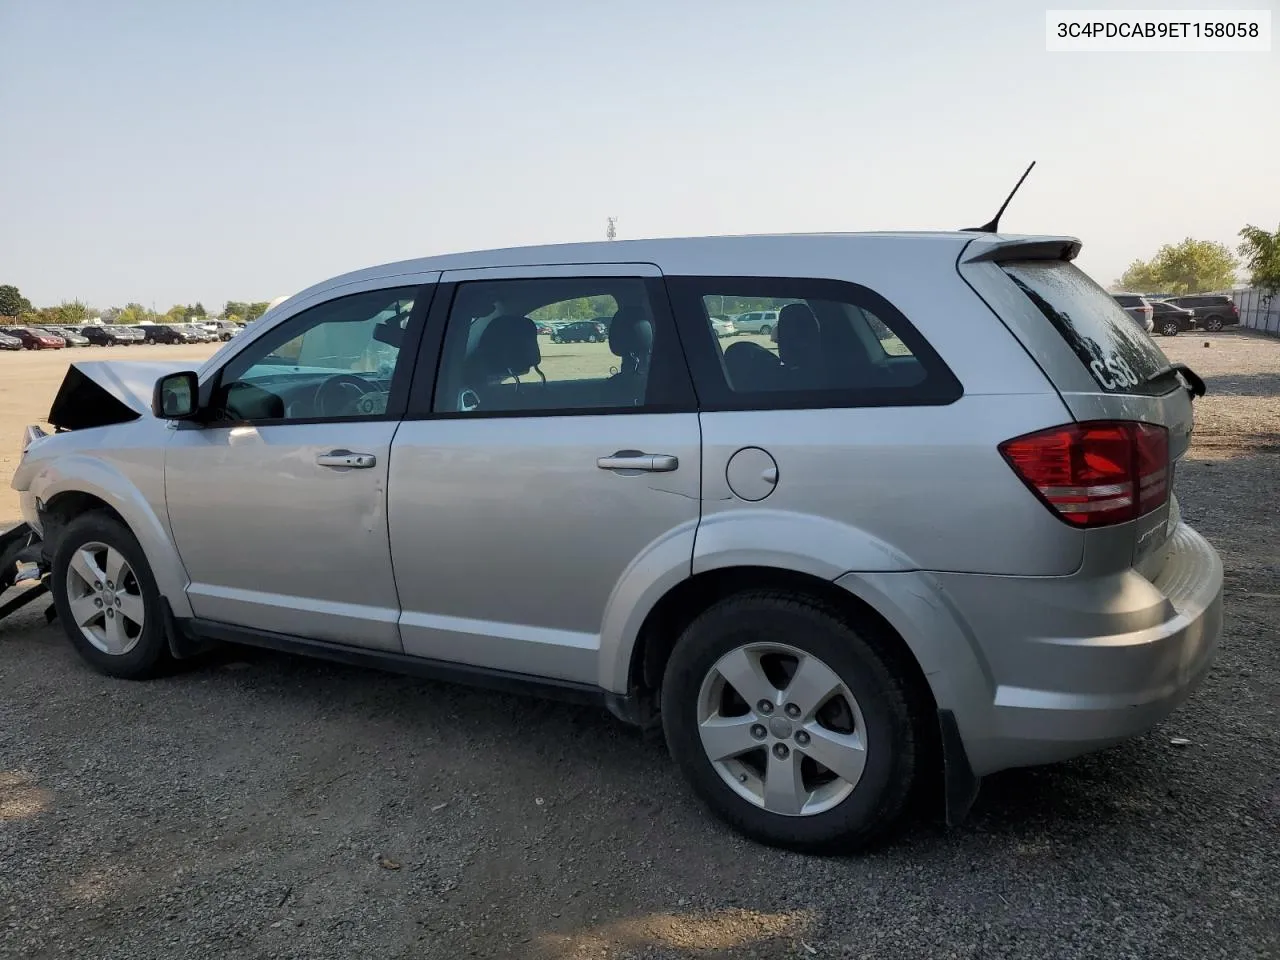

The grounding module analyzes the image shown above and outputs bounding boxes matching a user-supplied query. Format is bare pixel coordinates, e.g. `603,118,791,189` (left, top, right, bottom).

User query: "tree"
1117,260,1163,292
1238,223,1280,295
1116,238,1238,295
245,301,270,322
0,284,32,317
100,306,123,324
164,304,188,323
54,300,92,325
190,302,207,318
115,303,154,325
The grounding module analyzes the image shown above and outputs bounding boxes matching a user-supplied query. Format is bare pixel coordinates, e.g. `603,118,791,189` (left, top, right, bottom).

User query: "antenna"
606,217,617,241
963,161,1036,233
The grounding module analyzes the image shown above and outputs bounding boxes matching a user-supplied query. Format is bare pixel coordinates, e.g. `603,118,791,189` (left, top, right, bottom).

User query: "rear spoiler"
960,236,1082,264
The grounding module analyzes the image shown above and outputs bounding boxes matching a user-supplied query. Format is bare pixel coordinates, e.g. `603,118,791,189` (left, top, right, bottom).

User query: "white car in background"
710,316,738,338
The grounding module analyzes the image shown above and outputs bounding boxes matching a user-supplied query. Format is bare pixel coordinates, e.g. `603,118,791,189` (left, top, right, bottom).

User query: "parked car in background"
1149,300,1197,337
44,327,89,347
192,319,241,341
6,230,1222,854
142,324,200,345
733,310,780,335
0,326,64,349
710,316,738,338
1163,294,1239,332
0,331,22,351
534,321,555,335
80,325,137,347
1111,294,1154,333
549,319,607,343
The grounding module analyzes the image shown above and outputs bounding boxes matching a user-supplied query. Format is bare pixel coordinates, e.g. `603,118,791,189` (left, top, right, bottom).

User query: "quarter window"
667,276,959,408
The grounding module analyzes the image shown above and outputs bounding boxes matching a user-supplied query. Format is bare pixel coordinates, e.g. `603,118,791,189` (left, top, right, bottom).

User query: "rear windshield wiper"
1149,362,1206,399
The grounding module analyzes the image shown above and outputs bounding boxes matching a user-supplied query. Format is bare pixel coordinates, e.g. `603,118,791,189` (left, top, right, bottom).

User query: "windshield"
1002,261,1174,396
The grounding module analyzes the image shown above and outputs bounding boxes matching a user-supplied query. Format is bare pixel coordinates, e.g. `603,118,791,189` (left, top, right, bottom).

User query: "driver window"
213,287,417,422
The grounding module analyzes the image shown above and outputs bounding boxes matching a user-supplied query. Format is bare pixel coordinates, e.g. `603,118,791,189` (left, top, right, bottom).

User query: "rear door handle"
316,450,377,469
597,452,679,473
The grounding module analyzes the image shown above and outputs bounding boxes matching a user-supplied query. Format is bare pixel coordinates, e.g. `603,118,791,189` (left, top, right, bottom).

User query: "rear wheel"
661,591,920,853
50,512,172,680
759,325,772,336
1160,321,1179,337
1204,316,1224,332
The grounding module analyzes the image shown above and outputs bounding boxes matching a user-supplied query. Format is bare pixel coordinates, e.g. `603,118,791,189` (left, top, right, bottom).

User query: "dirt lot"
1,332,1278,959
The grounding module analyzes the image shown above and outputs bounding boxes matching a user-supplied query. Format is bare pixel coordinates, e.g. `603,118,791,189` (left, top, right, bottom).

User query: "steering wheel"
314,373,377,417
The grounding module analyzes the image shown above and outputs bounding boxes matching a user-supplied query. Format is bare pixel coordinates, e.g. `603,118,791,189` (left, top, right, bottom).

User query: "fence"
1235,287,1280,335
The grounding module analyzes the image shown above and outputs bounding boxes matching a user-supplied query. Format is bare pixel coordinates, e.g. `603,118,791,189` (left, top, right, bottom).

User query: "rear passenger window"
431,277,693,415
666,276,961,409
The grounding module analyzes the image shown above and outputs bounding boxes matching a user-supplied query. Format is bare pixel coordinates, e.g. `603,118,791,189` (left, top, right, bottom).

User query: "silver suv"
733,309,780,335
7,232,1222,852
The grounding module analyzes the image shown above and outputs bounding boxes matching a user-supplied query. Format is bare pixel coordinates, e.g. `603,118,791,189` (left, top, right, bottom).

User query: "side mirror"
152,371,200,420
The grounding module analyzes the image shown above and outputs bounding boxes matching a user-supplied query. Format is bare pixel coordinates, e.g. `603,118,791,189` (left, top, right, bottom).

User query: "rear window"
1002,261,1174,396
1112,294,1142,306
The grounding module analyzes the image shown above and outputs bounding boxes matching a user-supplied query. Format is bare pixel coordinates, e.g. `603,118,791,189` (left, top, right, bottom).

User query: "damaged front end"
3,358,183,627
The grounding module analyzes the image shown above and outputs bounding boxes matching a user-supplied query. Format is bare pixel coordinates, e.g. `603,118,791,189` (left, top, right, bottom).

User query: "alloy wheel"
64,541,146,655
696,642,867,817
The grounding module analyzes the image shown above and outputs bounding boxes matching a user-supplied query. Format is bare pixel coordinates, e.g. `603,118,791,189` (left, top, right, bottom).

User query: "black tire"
1160,322,1179,337
661,591,921,853
50,512,172,680
759,325,772,336
1204,316,1224,332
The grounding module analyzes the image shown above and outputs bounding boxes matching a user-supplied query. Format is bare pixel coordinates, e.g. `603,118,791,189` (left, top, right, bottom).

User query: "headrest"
470,314,540,379
776,303,821,366
608,308,654,362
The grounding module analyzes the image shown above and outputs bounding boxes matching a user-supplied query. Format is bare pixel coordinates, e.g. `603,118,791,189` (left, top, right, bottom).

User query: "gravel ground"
1,330,1277,959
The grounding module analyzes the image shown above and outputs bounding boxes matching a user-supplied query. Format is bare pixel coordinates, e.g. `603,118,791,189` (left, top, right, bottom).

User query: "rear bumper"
929,522,1223,776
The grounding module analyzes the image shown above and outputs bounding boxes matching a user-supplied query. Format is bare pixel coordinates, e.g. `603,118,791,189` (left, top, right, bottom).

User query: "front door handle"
316,450,377,469
597,452,679,473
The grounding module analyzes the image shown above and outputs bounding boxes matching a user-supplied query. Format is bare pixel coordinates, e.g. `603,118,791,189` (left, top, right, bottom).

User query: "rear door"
961,249,1195,576
386,264,700,685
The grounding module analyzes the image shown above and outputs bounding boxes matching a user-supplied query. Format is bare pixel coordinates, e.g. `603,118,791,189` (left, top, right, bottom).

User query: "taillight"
999,421,1169,527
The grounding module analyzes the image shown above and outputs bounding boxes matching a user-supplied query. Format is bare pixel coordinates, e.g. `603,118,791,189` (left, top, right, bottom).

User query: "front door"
387,266,701,684
164,282,433,651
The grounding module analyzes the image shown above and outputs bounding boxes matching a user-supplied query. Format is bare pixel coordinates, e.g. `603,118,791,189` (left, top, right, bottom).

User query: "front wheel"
1204,316,1224,332
661,592,920,853
1161,321,1179,337
50,512,172,680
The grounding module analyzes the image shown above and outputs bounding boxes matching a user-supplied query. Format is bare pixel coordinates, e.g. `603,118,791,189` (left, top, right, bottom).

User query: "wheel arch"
619,565,941,723
23,455,193,618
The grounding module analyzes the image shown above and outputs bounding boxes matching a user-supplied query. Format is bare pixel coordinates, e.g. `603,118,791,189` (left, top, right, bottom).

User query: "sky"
1,0,1276,312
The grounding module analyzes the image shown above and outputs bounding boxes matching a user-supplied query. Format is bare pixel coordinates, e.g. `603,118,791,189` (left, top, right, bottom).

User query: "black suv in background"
80,325,137,346
1149,300,1197,337
142,324,199,344
1162,295,1239,332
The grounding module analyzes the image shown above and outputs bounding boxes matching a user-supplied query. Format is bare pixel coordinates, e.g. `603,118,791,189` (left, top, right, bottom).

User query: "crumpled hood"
47,360,190,430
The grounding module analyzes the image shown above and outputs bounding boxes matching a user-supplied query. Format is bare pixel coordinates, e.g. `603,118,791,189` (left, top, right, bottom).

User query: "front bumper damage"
0,522,55,625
